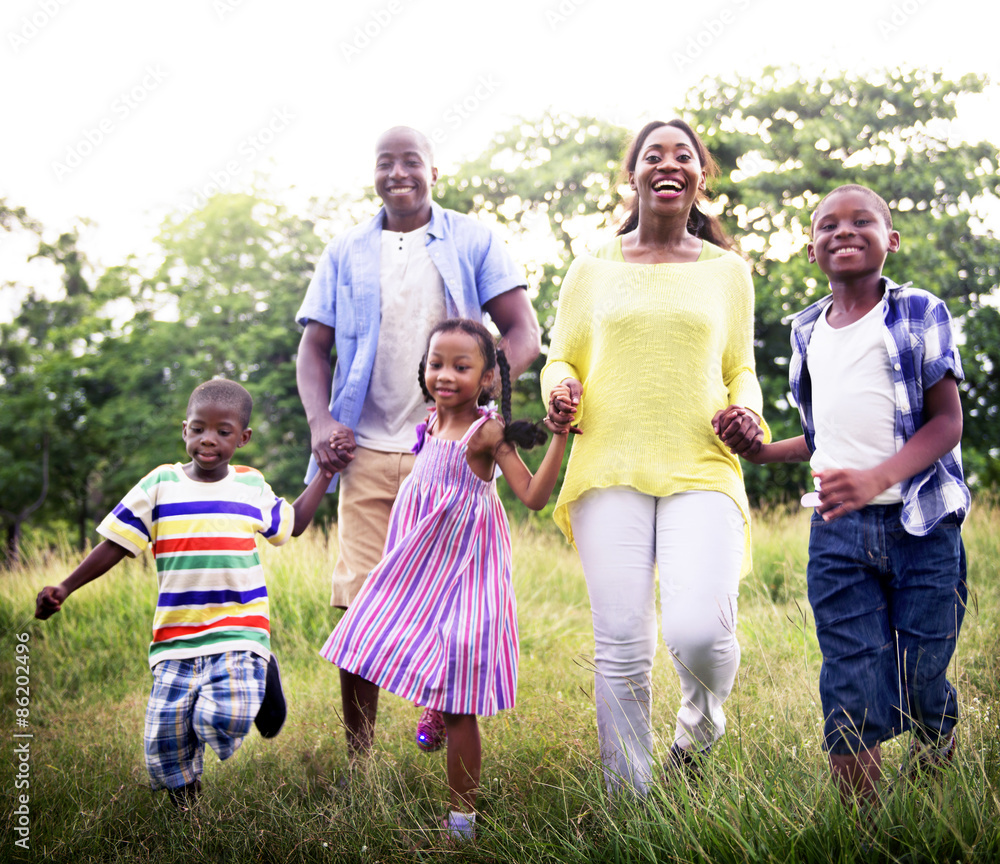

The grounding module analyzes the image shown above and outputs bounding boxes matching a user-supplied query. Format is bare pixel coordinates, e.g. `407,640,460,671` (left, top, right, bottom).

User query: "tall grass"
2,504,999,863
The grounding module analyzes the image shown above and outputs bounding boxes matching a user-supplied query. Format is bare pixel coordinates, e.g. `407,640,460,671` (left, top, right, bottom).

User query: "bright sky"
2,0,998,305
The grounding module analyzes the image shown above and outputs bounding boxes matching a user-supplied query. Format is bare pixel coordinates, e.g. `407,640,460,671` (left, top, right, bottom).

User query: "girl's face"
424,329,494,410
629,124,706,223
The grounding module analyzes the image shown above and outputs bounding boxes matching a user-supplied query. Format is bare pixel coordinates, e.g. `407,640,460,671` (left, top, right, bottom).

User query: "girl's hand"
712,406,763,457
547,380,582,436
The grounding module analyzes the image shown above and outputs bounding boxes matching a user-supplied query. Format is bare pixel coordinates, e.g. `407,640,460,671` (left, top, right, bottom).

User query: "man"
295,125,540,762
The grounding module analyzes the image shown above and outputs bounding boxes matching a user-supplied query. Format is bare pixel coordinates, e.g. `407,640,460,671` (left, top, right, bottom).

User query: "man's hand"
312,417,356,473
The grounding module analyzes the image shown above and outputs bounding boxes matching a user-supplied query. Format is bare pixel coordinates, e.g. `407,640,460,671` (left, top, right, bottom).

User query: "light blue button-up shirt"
295,202,526,485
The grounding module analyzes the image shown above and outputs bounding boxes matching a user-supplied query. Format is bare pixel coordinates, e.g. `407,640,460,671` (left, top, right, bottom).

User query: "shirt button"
894,363,901,370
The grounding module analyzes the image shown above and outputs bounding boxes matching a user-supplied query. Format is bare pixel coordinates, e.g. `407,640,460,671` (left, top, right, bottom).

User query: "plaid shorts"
143,651,267,790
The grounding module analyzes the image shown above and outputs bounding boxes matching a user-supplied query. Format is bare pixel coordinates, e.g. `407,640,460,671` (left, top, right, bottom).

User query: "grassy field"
2,503,999,863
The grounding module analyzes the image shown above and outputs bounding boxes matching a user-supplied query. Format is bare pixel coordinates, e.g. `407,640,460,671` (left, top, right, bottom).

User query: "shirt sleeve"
473,226,527,307
295,241,340,329
722,259,772,443
97,474,156,557
258,482,295,547
540,257,590,404
921,295,964,389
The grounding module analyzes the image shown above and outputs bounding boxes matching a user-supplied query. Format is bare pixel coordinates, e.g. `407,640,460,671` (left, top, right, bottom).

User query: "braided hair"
417,318,547,450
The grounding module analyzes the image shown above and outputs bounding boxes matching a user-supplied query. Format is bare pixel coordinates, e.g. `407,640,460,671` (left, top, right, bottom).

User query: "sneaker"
415,706,446,752
254,654,287,739
664,742,712,782
443,811,476,843
903,731,956,782
167,779,201,811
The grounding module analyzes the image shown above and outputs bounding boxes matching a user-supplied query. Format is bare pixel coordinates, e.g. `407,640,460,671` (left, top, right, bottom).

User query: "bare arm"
291,467,336,537
483,288,541,380
295,321,356,474
816,375,963,520
494,428,569,511
35,539,130,619
754,436,812,465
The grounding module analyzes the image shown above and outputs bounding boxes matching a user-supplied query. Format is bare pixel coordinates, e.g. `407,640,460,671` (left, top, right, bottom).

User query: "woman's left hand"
712,406,763,457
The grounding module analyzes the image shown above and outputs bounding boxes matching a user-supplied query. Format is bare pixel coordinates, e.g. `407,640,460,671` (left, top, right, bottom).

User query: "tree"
0,215,138,560
148,193,329,507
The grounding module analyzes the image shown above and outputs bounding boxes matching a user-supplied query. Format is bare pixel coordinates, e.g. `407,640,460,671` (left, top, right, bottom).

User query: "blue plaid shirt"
789,277,970,535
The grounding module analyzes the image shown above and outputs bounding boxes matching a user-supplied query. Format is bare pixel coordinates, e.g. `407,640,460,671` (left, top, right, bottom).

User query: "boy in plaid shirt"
717,184,969,801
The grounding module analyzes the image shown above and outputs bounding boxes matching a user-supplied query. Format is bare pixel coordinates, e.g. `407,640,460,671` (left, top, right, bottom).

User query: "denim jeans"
807,504,966,755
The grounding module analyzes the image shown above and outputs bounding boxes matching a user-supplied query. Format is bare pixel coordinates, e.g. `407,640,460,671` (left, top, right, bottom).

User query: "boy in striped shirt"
35,379,336,807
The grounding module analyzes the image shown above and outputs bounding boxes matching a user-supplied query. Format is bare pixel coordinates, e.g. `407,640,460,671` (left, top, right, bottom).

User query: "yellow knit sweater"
541,239,770,575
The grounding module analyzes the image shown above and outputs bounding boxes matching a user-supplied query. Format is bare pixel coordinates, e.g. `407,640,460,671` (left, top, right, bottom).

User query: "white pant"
570,487,744,793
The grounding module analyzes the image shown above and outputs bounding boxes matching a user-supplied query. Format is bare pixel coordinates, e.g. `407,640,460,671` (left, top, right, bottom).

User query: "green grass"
2,504,999,863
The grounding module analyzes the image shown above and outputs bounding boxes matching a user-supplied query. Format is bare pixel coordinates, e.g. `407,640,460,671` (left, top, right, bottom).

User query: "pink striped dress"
319,409,518,716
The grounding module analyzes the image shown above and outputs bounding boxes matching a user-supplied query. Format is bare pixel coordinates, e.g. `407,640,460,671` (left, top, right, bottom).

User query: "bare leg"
829,745,882,802
340,669,379,760
443,713,481,812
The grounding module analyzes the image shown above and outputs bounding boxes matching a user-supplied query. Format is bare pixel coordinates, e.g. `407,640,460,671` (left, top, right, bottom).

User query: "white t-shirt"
808,300,902,504
354,224,447,452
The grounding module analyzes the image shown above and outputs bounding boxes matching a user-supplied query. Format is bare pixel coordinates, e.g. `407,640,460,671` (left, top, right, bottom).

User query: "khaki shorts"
331,446,416,608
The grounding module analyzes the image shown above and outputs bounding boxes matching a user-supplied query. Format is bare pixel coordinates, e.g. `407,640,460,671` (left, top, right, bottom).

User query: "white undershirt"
808,300,902,504
354,224,447,452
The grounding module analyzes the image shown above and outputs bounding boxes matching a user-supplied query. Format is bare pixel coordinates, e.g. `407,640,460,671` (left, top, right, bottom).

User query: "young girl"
319,318,573,841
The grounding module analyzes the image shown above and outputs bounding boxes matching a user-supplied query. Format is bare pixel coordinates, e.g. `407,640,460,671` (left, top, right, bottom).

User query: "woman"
543,119,767,793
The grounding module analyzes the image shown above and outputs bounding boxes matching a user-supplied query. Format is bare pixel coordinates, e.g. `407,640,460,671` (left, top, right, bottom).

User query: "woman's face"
628,125,706,223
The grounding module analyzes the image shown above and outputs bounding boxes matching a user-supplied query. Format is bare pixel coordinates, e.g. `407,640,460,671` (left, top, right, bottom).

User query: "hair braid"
417,357,433,403
496,348,547,450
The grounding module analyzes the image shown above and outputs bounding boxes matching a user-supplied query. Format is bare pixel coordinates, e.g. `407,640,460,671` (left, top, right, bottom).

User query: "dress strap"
458,409,496,447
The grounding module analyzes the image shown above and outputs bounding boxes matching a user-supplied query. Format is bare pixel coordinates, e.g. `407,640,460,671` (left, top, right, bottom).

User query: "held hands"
311,418,356,473
545,380,582,436
712,406,764,459
329,428,356,469
35,584,67,620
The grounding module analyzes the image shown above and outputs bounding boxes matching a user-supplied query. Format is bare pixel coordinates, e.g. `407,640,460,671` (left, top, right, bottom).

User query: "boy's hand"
546,380,581,436
35,585,67,620
712,406,763,458
814,468,884,521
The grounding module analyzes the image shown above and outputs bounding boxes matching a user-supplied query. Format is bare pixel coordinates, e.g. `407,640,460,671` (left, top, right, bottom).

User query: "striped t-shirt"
97,463,294,667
